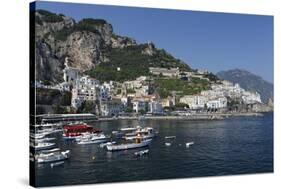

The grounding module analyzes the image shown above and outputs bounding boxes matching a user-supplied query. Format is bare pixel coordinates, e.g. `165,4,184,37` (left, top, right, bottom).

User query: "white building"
148,101,163,114
149,67,180,77
242,91,261,104
71,87,99,109
71,75,100,109
206,97,227,109
132,95,157,113
135,85,149,96
100,99,123,116
63,57,80,83
132,100,147,113
179,95,207,109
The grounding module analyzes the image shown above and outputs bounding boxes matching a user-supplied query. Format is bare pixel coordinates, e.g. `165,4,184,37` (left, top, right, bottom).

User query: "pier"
36,113,98,124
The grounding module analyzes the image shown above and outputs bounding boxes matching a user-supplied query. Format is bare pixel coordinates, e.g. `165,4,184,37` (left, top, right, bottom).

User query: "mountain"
217,69,273,103
33,10,192,84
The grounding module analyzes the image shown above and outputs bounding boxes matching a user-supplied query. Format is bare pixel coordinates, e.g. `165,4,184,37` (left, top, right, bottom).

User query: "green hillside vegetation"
86,44,192,82
155,77,211,98
36,88,71,106
36,10,64,24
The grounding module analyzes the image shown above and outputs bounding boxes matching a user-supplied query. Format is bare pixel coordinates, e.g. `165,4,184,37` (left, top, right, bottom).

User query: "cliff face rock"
141,42,155,56
35,11,75,39
111,35,137,48
55,31,104,71
33,9,191,84
217,69,273,103
34,10,117,83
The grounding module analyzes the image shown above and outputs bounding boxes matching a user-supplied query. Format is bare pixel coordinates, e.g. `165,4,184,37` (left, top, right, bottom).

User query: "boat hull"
106,139,152,151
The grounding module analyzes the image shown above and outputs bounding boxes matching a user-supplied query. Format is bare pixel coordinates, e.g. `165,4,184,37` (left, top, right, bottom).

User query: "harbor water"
35,113,273,187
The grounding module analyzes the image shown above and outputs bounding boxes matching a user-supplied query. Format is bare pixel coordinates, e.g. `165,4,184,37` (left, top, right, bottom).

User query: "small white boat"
78,139,104,145
50,161,64,168
165,136,176,139
186,142,194,148
40,148,61,153
91,134,109,143
37,150,70,163
36,137,56,143
106,138,152,151
124,127,157,140
120,127,138,132
99,141,116,148
30,133,46,139
165,142,171,146
134,149,149,156
35,142,56,150
77,134,109,144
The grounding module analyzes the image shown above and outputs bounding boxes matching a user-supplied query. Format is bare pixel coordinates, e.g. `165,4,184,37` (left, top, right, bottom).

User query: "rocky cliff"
33,10,190,84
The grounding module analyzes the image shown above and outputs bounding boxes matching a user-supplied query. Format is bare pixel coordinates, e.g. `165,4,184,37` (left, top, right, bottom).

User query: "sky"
34,1,273,83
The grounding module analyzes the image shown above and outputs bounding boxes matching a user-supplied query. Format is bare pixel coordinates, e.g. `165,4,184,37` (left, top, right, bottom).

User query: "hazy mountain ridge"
217,69,273,103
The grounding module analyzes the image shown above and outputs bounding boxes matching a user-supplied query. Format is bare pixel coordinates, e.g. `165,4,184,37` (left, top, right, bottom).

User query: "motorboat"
165,136,176,139
120,126,140,132
63,123,101,140
106,138,152,151
186,142,194,148
165,142,171,146
35,142,56,150
124,127,157,140
99,141,116,148
37,150,70,163
111,131,124,138
91,133,109,143
35,137,56,143
77,133,109,144
30,133,46,139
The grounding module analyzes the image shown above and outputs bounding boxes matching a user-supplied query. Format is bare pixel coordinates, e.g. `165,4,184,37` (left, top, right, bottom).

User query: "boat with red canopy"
63,123,101,140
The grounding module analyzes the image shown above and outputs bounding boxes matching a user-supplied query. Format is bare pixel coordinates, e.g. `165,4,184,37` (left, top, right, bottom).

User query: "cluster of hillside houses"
35,58,261,116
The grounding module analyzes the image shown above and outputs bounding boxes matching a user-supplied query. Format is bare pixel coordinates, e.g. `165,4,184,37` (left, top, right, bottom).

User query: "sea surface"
35,113,273,187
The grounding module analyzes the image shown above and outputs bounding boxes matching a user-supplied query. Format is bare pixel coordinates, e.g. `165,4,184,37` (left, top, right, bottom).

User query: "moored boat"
77,133,109,144
99,141,116,148
30,133,46,139
35,142,56,150
106,138,152,151
120,126,140,132
124,127,157,140
186,141,194,148
37,150,70,163
165,136,176,139
63,123,101,140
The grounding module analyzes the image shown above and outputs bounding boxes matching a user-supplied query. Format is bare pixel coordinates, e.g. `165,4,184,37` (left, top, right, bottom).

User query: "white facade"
100,100,123,116
149,67,180,77
148,101,163,114
71,87,99,109
242,91,261,104
206,97,227,109
133,100,147,113
63,57,80,84
179,95,207,109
